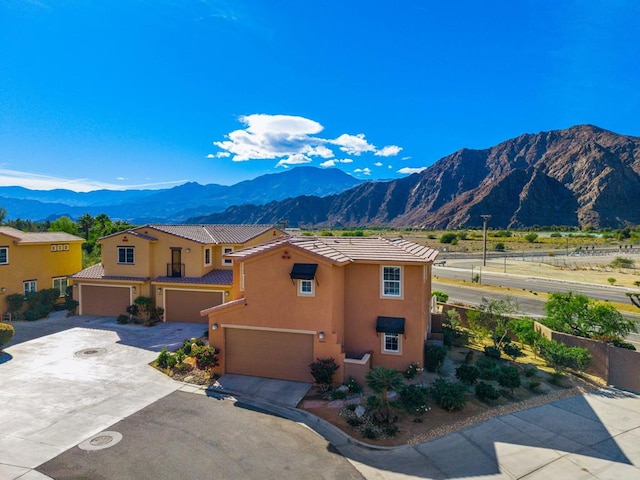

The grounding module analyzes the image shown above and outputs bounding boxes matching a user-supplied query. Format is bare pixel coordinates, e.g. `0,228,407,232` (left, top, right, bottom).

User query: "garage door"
225,328,313,382
81,285,130,317
165,290,223,323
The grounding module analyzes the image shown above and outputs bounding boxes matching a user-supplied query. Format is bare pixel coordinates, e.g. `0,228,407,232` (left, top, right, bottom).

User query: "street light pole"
481,215,491,267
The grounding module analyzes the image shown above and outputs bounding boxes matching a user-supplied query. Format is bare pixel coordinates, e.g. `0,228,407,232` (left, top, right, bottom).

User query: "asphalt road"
37,390,363,480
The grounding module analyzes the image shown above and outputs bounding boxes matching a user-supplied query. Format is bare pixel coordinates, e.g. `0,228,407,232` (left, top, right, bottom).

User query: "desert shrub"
494,242,505,251
365,394,382,412
538,338,591,374
527,378,541,392
497,365,521,393
611,339,636,350
455,364,480,385
181,337,204,355
550,232,562,238
484,346,502,359
432,291,449,303
502,343,524,361
116,314,130,324
424,344,448,372
610,257,634,268
192,345,220,370
523,365,538,377
475,381,500,402
346,376,363,394
440,232,457,244
397,384,430,422
156,348,171,369
5,293,24,316
524,233,538,243
0,323,15,349
429,378,467,411
329,388,348,400
309,358,339,389
403,362,421,380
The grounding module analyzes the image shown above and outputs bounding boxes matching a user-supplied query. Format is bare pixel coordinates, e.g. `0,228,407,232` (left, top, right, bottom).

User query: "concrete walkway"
0,315,204,480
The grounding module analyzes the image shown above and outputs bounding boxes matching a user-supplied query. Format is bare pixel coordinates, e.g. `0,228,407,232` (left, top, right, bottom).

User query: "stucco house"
202,235,439,383
0,227,84,311
71,224,286,322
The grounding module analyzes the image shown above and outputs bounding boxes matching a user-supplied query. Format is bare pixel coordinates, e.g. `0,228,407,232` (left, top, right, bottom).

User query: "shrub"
538,338,591,374
502,343,524,361
397,384,431,422
523,365,538,377
497,365,521,393
475,381,500,402
330,388,347,400
494,242,505,251
365,366,404,423
524,233,538,243
309,358,339,389
346,376,363,394
455,364,480,385
192,345,220,370
607,277,616,285
424,344,448,372
475,356,497,371
156,348,171,369
484,346,501,359
611,339,636,350
610,257,634,268
430,378,467,411
440,232,457,244
116,314,130,324
0,323,15,349
5,293,24,316
403,362,421,380
527,378,541,392
432,291,449,303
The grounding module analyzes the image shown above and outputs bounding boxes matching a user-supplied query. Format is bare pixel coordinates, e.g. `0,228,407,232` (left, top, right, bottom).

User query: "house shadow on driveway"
333,388,640,479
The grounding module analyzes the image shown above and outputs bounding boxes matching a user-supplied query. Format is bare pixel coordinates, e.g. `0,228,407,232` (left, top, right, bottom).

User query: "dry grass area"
300,344,598,447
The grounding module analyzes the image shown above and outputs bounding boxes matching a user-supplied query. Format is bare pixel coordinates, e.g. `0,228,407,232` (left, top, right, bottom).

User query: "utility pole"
481,215,491,267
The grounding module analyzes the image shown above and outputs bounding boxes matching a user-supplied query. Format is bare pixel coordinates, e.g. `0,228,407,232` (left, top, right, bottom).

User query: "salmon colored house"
0,227,84,312
71,224,286,322
203,236,439,383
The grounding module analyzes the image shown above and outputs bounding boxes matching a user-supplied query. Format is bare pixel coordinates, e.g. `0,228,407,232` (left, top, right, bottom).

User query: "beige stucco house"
71,224,286,322
203,236,439,383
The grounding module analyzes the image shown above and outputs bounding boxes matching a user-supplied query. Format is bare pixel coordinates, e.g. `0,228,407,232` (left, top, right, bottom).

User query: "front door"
171,249,182,277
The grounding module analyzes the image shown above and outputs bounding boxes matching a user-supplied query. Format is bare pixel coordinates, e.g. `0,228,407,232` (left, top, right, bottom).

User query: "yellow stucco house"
0,227,84,309
203,236,439,383
71,224,286,322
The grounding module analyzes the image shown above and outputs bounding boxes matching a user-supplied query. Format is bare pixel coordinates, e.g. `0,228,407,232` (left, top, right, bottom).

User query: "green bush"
527,378,541,392
484,346,501,359
432,291,449,303
497,365,521,393
538,338,591,374
475,355,497,370
6,293,24,316
610,257,634,268
192,345,220,370
523,365,538,377
403,362,421,380
0,323,15,349
455,364,480,385
346,376,363,394
156,348,171,369
430,378,467,411
330,388,347,400
494,242,506,251
424,344,448,372
524,233,538,243
116,314,130,324
440,232,457,244
611,339,636,350
309,358,339,388
397,384,431,421
502,343,524,360
475,381,500,402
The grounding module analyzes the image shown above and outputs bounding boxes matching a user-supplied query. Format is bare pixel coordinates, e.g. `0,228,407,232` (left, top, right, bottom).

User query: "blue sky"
1,1,639,192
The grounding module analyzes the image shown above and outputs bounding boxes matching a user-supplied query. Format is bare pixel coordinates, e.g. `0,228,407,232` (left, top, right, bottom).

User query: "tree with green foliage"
440,232,457,244
77,213,95,241
543,291,637,341
49,216,78,235
524,232,538,243
432,290,449,303
537,338,591,374
472,296,520,349
0,206,6,225
365,366,404,423
397,384,430,422
309,358,339,391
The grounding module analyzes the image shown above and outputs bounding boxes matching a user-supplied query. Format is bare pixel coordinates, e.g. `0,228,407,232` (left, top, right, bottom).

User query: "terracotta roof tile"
154,269,233,286
228,236,439,264
136,224,284,245
0,226,84,244
70,264,148,282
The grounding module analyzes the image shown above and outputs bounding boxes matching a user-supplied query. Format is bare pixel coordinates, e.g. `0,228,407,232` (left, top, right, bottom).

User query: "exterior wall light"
0,287,5,293
157,288,162,294
318,331,325,340
212,323,219,331
185,248,191,253
132,286,136,292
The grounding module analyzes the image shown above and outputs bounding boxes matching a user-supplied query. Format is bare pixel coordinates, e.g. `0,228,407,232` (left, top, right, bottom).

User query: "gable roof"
131,224,285,245
227,236,439,265
0,226,84,244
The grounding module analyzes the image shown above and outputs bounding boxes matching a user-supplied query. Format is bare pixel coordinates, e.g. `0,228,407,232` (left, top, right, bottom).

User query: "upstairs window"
204,247,212,266
382,266,402,297
223,247,233,266
0,247,8,265
118,246,135,264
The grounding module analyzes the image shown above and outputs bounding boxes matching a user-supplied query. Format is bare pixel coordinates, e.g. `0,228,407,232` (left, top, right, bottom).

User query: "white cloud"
0,169,187,192
353,167,372,175
331,133,376,156
319,160,336,168
275,153,313,168
303,145,334,158
375,145,403,157
397,167,427,175
388,165,393,169
374,162,383,167
207,152,230,159
340,158,354,164
401,156,412,160
206,153,215,158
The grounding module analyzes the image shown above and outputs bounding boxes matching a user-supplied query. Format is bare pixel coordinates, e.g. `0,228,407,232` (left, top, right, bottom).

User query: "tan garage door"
165,290,223,323
225,328,313,382
81,285,130,317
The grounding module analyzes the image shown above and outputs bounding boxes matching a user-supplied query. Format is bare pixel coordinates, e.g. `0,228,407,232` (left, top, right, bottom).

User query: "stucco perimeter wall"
535,321,640,393
343,263,427,372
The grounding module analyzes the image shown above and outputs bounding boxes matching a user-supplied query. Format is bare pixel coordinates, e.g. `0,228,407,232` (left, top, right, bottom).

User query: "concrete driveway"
214,373,312,408
0,314,204,480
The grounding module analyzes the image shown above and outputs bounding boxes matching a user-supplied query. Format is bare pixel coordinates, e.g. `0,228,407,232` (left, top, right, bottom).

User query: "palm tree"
365,366,404,423
77,213,94,241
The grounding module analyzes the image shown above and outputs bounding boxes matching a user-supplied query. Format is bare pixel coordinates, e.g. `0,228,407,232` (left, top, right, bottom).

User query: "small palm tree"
365,366,404,423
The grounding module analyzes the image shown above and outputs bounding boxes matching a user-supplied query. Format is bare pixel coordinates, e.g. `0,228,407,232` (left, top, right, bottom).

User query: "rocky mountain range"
0,167,362,223
189,125,640,229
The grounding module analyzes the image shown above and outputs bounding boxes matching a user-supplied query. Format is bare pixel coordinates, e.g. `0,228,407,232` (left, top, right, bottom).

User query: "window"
53,277,68,297
0,247,8,265
383,333,400,353
204,247,212,266
299,279,314,296
223,247,233,265
23,280,37,296
118,246,135,264
382,266,402,297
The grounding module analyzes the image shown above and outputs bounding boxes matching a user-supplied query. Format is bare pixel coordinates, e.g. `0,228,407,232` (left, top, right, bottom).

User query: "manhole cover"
74,348,107,357
78,431,123,451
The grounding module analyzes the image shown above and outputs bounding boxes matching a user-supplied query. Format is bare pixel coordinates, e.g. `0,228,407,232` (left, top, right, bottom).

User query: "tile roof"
98,229,158,242
70,263,148,282
0,226,84,244
154,269,233,286
227,236,439,264
136,224,284,245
